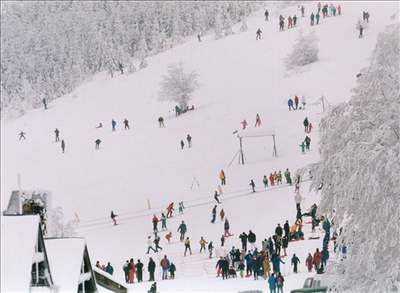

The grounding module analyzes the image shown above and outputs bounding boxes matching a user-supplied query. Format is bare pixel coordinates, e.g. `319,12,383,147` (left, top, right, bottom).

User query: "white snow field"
1,1,398,292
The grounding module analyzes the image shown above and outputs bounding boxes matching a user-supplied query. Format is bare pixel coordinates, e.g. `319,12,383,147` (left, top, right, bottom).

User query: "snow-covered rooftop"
1,215,40,292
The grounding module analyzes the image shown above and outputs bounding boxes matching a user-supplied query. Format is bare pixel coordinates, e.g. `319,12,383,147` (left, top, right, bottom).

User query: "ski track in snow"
1,1,398,292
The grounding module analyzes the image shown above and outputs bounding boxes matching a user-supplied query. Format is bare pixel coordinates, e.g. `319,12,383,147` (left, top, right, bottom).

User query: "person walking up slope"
220,170,226,185
249,179,256,193
256,28,262,40
54,128,60,142
224,218,233,237
177,221,187,241
184,237,192,256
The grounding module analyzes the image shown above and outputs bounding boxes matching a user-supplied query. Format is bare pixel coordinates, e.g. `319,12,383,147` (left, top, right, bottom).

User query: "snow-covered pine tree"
310,23,400,293
285,31,319,70
158,62,199,110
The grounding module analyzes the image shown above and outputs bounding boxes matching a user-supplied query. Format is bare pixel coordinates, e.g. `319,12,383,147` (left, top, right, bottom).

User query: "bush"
285,32,319,70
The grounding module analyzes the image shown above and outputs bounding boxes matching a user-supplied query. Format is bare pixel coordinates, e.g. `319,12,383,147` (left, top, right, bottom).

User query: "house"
1,215,54,292
45,238,98,293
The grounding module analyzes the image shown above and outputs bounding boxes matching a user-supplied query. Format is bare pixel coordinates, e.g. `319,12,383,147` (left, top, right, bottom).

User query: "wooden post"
272,135,277,157
239,137,245,165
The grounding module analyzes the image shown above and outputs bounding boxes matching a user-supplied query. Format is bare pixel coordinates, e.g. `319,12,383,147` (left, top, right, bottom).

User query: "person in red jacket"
152,215,159,232
294,96,299,110
306,253,313,272
255,113,262,127
288,16,292,28
166,202,174,218
313,249,322,271
128,259,136,283
269,173,275,186
165,232,172,243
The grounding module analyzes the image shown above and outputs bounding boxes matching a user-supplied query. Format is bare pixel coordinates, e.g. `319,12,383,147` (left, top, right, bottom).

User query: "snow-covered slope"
1,2,397,292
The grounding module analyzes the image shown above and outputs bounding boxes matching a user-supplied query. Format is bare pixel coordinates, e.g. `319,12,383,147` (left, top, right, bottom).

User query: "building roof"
1,215,41,292
44,238,87,293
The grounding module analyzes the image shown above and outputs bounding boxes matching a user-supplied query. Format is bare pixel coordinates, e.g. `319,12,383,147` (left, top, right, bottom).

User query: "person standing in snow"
306,253,314,272
148,257,156,281
208,241,214,258
199,237,208,253
180,140,185,150
165,231,172,243
263,175,269,189
152,214,159,233
338,5,341,15
177,221,187,241
284,168,292,185
221,234,225,246
219,169,226,185
287,16,292,28
123,260,130,282
95,139,102,149
154,234,162,251
136,259,143,282
249,179,256,193
279,15,285,31
197,33,202,42
111,119,117,131
294,95,299,110
178,201,185,214
166,202,174,218
303,117,309,133
288,98,295,111
316,12,321,25
186,134,192,147
42,98,48,110
239,232,248,251
256,28,262,40
224,218,233,237
169,262,176,279
123,119,130,130
160,213,167,230
271,253,285,273
241,119,248,130
219,208,225,221
54,128,60,142
111,211,118,225
358,22,364,38
269,173,275,186
158,116,165,127
276,272,285,293
19,131,26,140
268,273,277,293
184,237,192,256
248,230,256,249
61,139,66,153
293,14,298,26
214,190,221,204
146,236,157,254
160,255,170,280
284,220,290,239
291,254,301,273
211,205,217,223
255,113,261,127
310,13,315,26
265,9,269,21
300,141,306,153
301,5,305,17
304,136,311,151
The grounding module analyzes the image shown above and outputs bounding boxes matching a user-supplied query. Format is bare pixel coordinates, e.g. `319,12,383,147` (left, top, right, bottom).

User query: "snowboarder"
146,236,157,254
303,117,309,133
180,140,185,150
211,205,217,223
214,190,221,204
184,237,192,256
61,139,66,153
219,169,226,185
263,175,269,189
136,259,143,282
291,254,300,273
160,255,170,280
256,28,262,40
158,116,165,127
177,221,187,241
123,119,130,130
255,113,261,127
301,5,305,17
265,9,269,21
111,211,117,225
199,237,208,253
288,98,295,111
224,218,233,237
249,179,256,193
241,119,248,130
19,131,26,140
111,119,117,131
95,139,101,150
41,98,48,110
54,128,60,142
186,134,192,147
148,258,156,281
310,13,315,26
304,136,311,151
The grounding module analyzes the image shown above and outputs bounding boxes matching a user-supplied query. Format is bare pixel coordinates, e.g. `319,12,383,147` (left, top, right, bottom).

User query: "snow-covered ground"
1,1,398,292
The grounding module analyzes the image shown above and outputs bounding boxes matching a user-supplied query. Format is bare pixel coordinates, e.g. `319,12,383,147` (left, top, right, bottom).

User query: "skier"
177,221,187,241
19,131,26,140
95,139,102,150
111,211,118,225
265,9,269,21
184,237,192,256
160,213,167,230
255,113,261,127
249,179,256,193
186,134,192,147
306,253,314,272
219,169,226,185
42,98,47,110
178,201,185,214
241,119,248,130
214,190,221,204
303,117,309,133
146,236,157,254
301,95,306,109
154,234,163,252
148,258,156,281
239,232,248,251
256,28,262,40
160,255,170,280
263,175,269,189
158,116,165,127
224,218,233,237
211,205,217,223
293,14,297,26
288,98,295,111
111,119,117,131
291,254,300,273
169,262,176,279
310,13,315,26
180,140,185,150
219,208,225,221
54,128,60,142
61,139,66,153
301,5,305,17
248,230,256,249
199,237,208,253
123,119,130,130
136,259,143,282
208,241,214,258
152,214,159,232
294,95,299,109
166,202,174,218
304,136,311,151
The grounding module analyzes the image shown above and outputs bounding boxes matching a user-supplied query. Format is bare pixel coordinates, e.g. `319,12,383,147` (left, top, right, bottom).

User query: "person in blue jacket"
268,273,277,293
244,251,253,276
271,253,285,273
288,98,295,111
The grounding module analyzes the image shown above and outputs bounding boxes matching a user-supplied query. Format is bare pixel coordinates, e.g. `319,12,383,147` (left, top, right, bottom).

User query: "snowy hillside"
1,1,398,292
